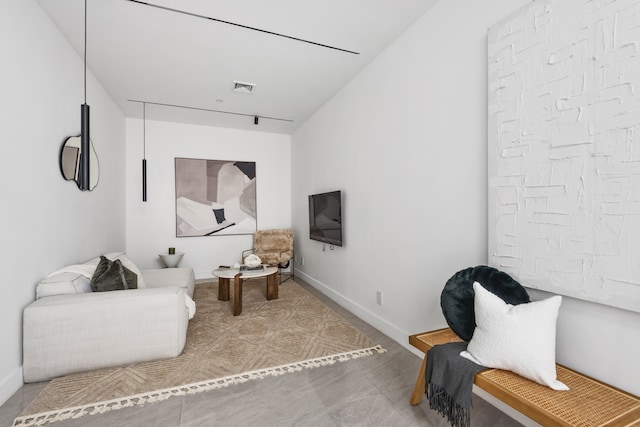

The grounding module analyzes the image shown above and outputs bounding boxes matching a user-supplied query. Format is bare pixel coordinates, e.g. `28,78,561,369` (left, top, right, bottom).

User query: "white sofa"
22,252,196,383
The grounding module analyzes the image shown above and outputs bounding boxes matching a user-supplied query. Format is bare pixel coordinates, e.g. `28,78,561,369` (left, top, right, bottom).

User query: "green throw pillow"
91,255,138,292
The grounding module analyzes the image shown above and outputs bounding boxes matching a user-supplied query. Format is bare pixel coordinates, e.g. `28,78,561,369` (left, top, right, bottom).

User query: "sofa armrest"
23,287,189,383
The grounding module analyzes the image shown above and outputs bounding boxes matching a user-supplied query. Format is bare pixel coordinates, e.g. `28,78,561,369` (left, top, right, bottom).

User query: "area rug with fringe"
14,279,384,426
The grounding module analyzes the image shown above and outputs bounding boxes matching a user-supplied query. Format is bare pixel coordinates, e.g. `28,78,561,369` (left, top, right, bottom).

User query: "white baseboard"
0,366,23,407
293,269,423,358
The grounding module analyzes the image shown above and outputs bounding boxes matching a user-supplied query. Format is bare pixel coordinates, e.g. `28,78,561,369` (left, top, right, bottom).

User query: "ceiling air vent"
233,81,256,94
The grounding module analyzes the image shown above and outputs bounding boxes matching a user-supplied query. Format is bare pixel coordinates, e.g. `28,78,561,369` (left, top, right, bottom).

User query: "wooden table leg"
266,271,279,300
410,352,428,405
233,273,243,316
218,277,230,301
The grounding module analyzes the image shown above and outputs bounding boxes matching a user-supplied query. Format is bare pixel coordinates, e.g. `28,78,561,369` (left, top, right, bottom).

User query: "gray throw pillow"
91,255,138,292
212,208,226,224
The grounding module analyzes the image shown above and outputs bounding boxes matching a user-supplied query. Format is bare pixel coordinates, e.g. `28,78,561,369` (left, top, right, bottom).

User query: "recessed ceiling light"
233,81,256,94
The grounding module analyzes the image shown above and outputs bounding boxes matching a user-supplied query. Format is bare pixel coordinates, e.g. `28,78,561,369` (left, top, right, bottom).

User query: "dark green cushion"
440,265,530,341
91,256,138,292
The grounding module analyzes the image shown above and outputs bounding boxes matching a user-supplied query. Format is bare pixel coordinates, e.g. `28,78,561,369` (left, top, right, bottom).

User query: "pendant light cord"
143,102,146,159
142,102,147,202
84,0,87,104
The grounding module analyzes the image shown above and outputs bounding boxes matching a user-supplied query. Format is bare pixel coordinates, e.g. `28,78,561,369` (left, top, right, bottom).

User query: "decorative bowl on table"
244,254,262,268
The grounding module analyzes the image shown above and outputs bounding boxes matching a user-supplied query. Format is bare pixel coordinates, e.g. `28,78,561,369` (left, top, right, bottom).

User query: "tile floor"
0,279,523,427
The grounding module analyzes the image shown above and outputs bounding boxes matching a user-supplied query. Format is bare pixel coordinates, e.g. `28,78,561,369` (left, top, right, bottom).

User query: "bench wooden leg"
410,352,428,405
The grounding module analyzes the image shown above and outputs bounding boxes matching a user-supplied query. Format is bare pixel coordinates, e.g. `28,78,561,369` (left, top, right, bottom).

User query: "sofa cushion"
91,256,138,292
104,252,147,289
47,252,146,289
36,273,92,299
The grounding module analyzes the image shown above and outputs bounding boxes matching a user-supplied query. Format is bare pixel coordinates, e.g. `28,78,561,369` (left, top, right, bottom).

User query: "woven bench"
409,328,640,427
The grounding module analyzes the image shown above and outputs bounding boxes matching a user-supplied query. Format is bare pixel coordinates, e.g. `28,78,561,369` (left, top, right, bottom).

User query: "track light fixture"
127,99,294,125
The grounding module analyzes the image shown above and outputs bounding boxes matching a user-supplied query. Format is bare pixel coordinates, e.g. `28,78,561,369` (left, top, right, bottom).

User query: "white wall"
0,0,126,404
292,0,640,396
125,119,291,278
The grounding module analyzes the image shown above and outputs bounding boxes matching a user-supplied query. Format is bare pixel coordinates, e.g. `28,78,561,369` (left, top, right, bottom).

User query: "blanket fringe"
13,345,386,427
426,383,471,427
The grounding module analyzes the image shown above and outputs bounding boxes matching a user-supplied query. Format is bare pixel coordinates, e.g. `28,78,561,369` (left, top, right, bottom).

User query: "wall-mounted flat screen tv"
309,190,343,246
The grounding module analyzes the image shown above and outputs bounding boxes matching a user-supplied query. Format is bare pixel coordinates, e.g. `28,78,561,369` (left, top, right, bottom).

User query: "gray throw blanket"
425,342,486,427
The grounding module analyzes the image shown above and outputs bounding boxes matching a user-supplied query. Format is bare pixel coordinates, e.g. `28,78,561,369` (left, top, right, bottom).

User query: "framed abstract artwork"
175,158,257,237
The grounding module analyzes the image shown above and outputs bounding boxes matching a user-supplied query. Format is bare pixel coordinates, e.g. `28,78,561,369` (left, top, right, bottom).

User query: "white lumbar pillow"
460,281,569,391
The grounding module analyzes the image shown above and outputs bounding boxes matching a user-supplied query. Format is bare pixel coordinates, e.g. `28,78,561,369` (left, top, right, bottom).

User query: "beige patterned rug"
14,279,384,427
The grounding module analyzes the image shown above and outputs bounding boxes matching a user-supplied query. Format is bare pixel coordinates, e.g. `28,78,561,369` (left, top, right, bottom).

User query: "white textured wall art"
488,0,640,312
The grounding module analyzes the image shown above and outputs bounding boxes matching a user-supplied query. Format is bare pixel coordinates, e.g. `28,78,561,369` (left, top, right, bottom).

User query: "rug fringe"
12,345,386,427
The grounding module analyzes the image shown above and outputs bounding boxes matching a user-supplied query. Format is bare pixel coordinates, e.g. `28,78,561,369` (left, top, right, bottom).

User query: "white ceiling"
36,0,438,134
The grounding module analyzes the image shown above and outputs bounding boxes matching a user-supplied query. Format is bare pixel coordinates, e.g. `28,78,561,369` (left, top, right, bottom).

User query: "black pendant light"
79,0,90,191
142,102,147,202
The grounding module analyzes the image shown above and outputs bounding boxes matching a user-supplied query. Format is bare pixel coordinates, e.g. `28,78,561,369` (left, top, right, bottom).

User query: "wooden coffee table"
212,266,279,316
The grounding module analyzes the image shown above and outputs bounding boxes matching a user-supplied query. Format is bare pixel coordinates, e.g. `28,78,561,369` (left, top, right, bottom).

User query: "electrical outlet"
376,291,383,306
301,257,305,266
